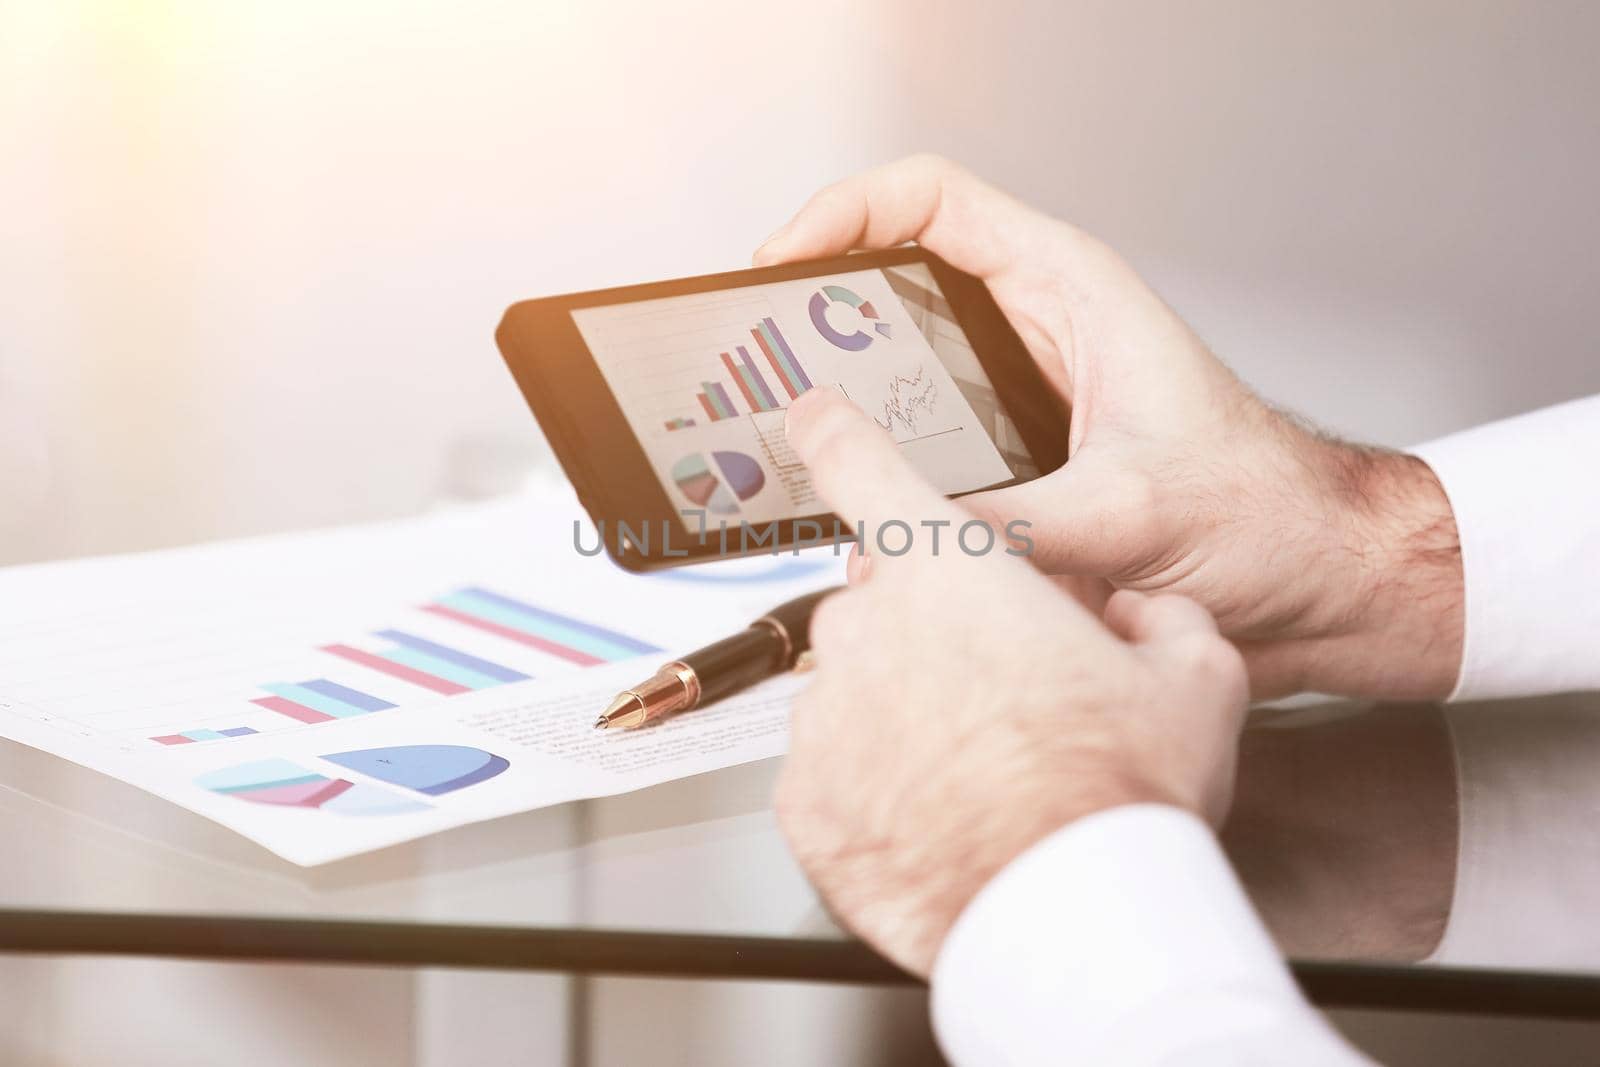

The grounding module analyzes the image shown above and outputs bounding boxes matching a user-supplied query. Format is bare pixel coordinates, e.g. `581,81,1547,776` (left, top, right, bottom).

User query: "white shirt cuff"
930,804,1367,1066
1411,395,1600,701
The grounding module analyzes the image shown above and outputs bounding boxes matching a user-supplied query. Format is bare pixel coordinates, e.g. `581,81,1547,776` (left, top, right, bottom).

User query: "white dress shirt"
930,395,1600,1065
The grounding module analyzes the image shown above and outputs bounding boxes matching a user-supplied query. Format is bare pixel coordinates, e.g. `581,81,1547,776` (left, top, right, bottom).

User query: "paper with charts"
572,262,1036,529
0,480,841,865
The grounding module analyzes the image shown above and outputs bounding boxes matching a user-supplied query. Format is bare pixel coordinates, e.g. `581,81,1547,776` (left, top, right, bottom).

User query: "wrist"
1296,445,1464,699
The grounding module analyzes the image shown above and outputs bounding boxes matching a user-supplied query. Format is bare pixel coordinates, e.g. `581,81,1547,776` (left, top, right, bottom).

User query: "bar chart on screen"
690,317,812,422
574,290,820,437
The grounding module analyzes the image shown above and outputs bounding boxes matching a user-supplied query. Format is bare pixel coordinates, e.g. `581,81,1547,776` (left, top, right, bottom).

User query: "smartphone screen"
570,261,1040,530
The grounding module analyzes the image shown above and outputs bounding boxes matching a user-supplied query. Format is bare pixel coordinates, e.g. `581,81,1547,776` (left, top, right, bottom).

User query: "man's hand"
756,155,1463,700
775,389,1249,978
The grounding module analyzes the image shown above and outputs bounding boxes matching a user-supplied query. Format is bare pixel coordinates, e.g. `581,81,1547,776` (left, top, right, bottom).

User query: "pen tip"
593,717,608,730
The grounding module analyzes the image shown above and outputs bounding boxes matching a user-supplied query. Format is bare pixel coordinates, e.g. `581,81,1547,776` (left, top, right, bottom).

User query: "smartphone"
494,246,1069,572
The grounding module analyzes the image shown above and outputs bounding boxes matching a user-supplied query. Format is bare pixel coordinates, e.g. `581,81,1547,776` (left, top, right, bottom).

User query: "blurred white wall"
873,0,1600,448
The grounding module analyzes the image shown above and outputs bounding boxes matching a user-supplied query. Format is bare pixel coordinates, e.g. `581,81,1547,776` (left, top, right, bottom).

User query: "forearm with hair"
1240,442,1464,701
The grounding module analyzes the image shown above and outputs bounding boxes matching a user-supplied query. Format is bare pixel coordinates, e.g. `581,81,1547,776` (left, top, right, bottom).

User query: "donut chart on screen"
808,284,893,351
671,451,766,514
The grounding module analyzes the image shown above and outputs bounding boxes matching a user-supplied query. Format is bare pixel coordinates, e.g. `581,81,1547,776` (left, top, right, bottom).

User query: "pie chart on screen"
671,451,766,514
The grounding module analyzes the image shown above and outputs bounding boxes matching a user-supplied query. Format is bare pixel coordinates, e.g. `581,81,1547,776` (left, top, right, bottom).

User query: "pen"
595,587,840,730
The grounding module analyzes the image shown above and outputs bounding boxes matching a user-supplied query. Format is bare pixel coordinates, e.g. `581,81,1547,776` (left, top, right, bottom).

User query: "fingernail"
846,546,873,585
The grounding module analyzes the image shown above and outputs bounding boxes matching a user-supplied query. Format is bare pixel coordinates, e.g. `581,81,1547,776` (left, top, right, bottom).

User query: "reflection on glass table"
3,694,1600,1018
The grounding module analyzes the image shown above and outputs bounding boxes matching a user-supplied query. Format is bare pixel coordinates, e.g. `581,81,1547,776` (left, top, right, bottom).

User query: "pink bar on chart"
151,734,193,746
421,604,605,667
320,643,470,695
720,351,760,410
246,778,350,808
251,695,336,724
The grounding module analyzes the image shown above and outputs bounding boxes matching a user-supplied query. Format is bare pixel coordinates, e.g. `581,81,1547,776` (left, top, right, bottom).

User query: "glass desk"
2,721,1599,1020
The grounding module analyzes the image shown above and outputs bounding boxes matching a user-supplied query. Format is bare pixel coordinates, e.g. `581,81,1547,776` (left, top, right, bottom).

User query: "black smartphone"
495,246,1069,572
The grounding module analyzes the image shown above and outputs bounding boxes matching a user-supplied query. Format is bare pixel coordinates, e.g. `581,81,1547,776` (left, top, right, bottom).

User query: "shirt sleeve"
930,804,1371,1066
1410,395,1600,701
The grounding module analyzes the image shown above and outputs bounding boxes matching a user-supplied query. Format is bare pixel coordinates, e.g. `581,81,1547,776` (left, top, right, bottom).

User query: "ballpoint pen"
595,587,839,730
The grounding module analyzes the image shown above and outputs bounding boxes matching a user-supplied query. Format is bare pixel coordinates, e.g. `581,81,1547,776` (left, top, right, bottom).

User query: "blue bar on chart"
152,726,260,745
372,630,530,690
424,587,661,667
302,678,398,711
255,680,397,722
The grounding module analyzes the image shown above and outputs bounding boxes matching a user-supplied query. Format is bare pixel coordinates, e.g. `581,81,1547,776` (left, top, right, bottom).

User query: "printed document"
0,481,839,864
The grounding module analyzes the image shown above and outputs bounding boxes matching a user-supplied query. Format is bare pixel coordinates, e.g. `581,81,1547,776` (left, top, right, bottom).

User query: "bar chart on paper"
0,485,848,865
0,579,663,753
191,588,660,746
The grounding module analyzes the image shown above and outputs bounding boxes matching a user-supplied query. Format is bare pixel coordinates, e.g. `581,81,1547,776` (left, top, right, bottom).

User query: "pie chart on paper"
322,745,510,796
195,758,431,816
671,451,766,515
